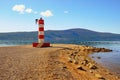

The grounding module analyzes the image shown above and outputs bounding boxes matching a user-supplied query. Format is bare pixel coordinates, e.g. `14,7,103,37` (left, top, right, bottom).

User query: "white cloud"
12,4,52,16
25,8,33,13
64,11,69,14
12,4,25,14
40,10,53,17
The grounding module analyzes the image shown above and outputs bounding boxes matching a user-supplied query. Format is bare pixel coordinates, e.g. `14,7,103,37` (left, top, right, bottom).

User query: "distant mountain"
0,28,120,43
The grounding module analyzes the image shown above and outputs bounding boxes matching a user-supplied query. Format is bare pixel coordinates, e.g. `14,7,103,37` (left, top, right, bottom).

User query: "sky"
0,0,120,34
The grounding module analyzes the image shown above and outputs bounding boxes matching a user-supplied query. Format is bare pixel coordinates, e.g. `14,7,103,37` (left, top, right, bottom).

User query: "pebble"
95,74,105,79
77,66,86,71
89,70,93,73
68,57,73,63
68,59,72,63
73,60,78,64
81,59,89,66
88,63,97,69
63,66,67,69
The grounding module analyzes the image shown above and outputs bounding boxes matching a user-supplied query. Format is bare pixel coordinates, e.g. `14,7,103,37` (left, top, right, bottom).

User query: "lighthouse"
32,17,50,47
38,18,44,43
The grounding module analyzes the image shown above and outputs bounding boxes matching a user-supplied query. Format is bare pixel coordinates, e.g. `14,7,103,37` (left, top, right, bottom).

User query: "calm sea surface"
0,40,120,76
0,40,33,46
80,41,120,77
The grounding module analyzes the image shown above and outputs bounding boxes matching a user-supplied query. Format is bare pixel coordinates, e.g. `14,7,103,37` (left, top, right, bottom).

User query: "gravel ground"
0,45,75,80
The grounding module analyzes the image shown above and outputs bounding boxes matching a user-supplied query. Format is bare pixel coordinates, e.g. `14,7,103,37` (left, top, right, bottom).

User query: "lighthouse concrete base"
32,42,50,48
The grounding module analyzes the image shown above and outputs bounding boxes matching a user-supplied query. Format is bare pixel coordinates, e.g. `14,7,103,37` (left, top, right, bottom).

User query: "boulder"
95,74,105,80
73,60,78,64
68,58,73,63
89,70,93,73
77,66,86,71
81,59,89,66
88,63,97,69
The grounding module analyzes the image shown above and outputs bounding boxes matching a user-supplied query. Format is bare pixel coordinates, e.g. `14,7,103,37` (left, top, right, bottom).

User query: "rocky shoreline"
59,45,120,80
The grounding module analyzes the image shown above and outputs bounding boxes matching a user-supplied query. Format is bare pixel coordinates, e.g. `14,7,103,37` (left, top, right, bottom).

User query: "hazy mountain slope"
0,28,120,43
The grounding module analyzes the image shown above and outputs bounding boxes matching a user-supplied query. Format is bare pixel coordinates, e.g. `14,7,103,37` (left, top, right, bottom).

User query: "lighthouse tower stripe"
38,39,44,43
39,24,44,27
38,31,44,35
39,35,44,39
38,18,44,43
38,24,44,39
39,27,44,31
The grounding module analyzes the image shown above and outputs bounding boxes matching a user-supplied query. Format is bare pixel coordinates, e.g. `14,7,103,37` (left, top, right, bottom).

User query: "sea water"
80,41,120,77
0,40,33,47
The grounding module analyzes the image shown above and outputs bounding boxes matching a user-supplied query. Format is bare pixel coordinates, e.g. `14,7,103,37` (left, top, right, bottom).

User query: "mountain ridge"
0,28,120,43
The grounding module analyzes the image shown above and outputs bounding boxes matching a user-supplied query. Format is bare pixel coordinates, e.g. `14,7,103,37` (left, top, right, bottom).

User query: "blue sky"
0,0,120,33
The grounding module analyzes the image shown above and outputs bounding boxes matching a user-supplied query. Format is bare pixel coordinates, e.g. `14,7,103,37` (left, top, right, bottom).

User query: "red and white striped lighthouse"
38,18,44,43
32,17,50,47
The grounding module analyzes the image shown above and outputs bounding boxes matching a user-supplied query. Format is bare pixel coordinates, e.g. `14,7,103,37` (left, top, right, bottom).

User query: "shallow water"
86,41,120,77
0,40,32,47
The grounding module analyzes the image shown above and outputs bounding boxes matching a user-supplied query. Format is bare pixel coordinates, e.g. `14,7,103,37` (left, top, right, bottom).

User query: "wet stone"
97,56,101,59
